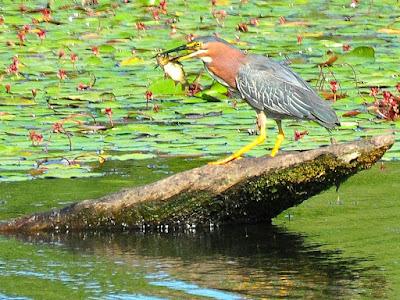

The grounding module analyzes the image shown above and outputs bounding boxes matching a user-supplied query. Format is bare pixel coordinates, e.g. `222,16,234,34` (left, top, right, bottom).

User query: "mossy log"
0,135,394,234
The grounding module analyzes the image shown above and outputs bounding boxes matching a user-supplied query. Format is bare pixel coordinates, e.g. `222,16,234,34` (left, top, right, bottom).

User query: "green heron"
161,36,340,164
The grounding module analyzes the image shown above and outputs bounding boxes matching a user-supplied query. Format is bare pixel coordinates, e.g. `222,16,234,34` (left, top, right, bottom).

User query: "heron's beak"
159,44,188,56
159,42,205,62
175,50,204,62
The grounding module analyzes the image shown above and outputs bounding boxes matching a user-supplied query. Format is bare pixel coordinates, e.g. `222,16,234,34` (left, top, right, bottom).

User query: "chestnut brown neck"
202,42,246,89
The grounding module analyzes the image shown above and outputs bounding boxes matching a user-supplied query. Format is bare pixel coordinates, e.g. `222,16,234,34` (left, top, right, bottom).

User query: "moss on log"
0,135,395,234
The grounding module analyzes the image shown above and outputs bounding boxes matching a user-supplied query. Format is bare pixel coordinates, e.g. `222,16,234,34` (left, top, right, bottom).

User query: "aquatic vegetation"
0,0,399,182
370,86,400,121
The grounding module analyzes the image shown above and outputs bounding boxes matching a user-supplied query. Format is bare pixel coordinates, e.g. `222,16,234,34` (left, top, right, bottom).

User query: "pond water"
1,0,400,298
0,158,399,299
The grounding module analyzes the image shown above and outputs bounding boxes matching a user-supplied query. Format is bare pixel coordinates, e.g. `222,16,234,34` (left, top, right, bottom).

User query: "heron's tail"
311,102,340,130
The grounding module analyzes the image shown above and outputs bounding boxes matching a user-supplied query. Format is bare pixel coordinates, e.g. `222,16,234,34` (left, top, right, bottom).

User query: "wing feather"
236,55,339,128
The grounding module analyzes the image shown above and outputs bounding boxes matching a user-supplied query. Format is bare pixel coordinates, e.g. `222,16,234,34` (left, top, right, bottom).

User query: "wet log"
0,135,395,234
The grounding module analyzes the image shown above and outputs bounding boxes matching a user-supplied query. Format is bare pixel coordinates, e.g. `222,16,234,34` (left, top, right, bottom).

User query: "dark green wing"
236,55,339,129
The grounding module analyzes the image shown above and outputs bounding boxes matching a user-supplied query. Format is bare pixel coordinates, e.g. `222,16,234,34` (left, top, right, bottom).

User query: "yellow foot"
270,132,285,157
270,147,281,157
208,155,242,165
208,111,267,165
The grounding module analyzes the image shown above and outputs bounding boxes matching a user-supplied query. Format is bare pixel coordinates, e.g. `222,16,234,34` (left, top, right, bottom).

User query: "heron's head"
160,36,237,64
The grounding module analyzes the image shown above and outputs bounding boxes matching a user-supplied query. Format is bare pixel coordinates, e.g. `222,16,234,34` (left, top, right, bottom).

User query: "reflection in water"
5,224,386,299
105,294,165,300
146,274,242,300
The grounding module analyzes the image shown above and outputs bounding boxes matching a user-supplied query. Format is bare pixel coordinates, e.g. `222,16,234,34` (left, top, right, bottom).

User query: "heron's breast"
204,49,246,89
204,64,230,87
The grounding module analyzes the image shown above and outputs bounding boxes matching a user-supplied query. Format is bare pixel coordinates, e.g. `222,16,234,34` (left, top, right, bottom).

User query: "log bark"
0,135,394,234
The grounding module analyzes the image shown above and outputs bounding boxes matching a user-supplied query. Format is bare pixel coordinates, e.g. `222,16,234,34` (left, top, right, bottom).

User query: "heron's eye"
189,42,202,49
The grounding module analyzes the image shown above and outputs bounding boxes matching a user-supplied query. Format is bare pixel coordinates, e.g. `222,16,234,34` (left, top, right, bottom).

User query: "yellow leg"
209,111,267,165
270,120,285,157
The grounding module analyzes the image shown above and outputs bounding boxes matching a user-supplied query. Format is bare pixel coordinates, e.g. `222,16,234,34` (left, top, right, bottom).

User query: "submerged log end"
0,134,395,234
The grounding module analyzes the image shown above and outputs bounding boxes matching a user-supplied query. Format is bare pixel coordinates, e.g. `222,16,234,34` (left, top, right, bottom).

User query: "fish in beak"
155,53,187,86
154,41,205,85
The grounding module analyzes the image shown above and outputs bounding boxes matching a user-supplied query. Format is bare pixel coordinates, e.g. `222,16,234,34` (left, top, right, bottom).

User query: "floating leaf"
378,28,400,34
338,46,376,64
344,46,375,58
321,91,347,101
0,97,36,106
215,0,230,4
148,79,185,96
342,110,362,117
0,112,15,120
119,56,144,66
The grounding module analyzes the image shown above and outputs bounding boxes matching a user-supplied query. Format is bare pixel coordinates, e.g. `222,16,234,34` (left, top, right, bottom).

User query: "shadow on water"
3,224,387,299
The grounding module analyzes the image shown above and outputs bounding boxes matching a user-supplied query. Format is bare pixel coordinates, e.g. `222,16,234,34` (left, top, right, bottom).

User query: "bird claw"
208,155,242,165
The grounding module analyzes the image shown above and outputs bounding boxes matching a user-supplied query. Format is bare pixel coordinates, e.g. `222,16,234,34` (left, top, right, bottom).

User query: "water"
0,226,386,299
0,159,398,299
1,0,399,297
